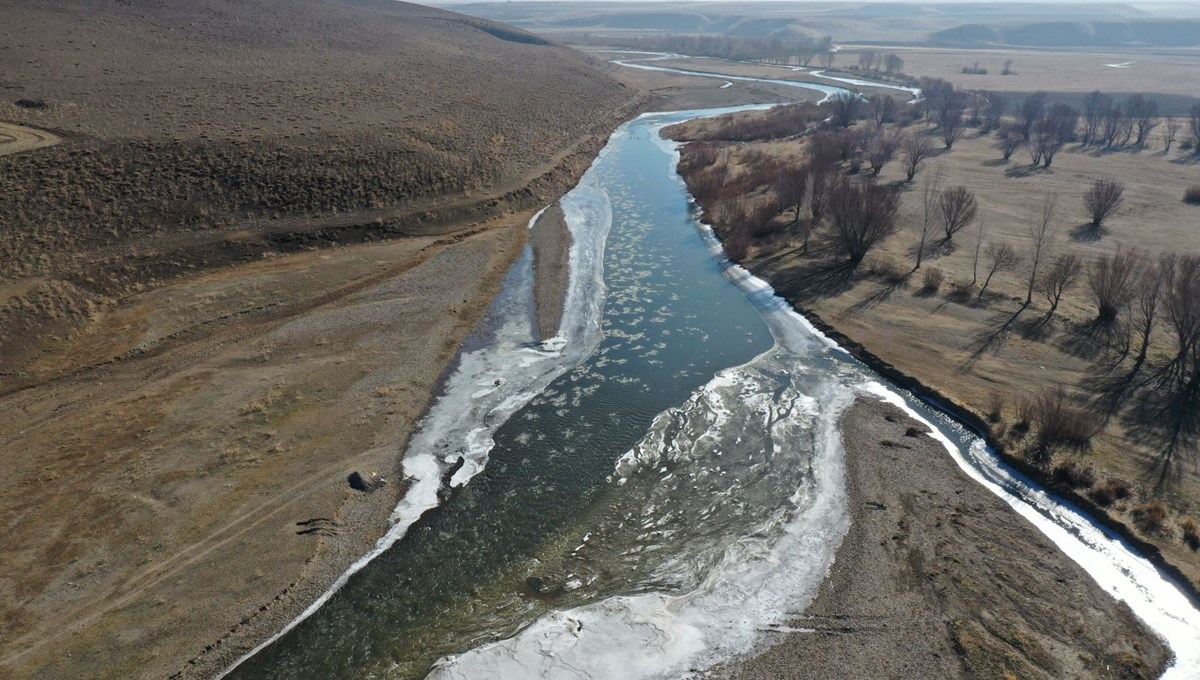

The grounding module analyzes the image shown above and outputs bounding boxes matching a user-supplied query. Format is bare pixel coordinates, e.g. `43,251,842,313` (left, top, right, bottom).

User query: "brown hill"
0,0,638,383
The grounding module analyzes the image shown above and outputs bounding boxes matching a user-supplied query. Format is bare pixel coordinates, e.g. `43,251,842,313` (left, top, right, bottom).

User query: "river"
221,62,1200,680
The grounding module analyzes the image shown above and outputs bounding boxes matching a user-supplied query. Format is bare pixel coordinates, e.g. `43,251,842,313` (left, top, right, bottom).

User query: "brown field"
667,106,1200,593
0,0,639,677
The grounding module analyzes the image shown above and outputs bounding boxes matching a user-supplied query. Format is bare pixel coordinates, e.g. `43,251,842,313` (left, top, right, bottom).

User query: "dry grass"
668,98,1200,588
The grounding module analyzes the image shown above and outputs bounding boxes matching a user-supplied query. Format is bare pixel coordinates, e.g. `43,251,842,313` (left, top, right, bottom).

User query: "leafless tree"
1029,104,1077,167
775,166,809,226
970,219,987,287
1127,94,1159,149
1037,252,1083,318
1018,91,1047,138
938,186,978,244
865,127,904,176
1088,249,1142,328
997,122,1023,160
1127,255,1169,376
978,241,1021,299
1101,102,1133,149
938,101,967,149
826,180,901,267
817,50,835,69
912,169,944,271
828,92,863,129
885,53,904,74
867,94,897,126
1164,116,1180,153
1081,90,1112,147
1024,193,1058,306
1084,178,1125,228
982,91,1008,132
902,133,934,182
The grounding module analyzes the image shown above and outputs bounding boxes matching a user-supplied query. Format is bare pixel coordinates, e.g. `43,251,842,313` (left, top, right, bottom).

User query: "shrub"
1182,518,1200,551
1132,502,1167,533
15,98,48,109
1019,388,1100,467
986,393,1004,423
1089,478,1132,506
1051,459,1095,489
920,266,945,293
865,255,907,284
1185,185,1200,206
948,278,975,301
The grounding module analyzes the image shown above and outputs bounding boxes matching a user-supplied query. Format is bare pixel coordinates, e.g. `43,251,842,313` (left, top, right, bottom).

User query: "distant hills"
931,19,1200,48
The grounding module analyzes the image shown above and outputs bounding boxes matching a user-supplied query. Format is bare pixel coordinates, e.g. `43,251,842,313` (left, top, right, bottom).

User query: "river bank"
724,397,1171,679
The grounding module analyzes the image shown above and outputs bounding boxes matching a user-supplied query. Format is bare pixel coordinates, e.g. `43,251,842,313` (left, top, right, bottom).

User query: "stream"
221,61,1200,680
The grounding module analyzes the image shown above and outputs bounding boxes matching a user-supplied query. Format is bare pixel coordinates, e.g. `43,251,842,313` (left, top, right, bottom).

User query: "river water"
223,65,1200,680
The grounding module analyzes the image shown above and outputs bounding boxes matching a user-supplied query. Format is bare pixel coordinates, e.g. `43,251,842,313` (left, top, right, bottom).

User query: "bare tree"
826,180,901,267
997,122,1023,160
938,101,967,149
970,219,987,287
1024,193,1058,306
1081,90,1113,147
982,91,1008,132
1029,104,1077,167
865,127,904,177
902,133,934,182
885,53,904,74
828,92,863,129
978,241,1021,299
1127,255,1168,377
817,50,834,69
775,166,809,226
1084,178,1125,228
938,186,978,245
868,94,897,125
1018,91,1048,139
1164,116,1180,153
1088,249,1142,327
1127,94,1159,149
1101,101,1133,149
912,169,944,271
1037,252,1083,318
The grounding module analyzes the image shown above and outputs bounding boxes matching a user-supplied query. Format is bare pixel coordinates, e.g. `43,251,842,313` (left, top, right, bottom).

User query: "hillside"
931,18,1200,48
0,0,638,386
0,2,640,679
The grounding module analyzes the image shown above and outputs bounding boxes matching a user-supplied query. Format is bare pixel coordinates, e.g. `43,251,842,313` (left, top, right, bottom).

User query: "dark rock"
905,426,928,437
526,573,565,597
348,470,386,492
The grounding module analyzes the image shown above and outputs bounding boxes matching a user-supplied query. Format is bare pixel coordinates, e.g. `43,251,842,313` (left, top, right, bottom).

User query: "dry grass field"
0,1,641,677
667,107,1200,592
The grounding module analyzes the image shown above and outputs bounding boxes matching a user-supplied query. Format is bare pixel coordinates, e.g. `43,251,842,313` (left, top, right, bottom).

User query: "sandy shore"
723,398,1170,679
529,201,572,341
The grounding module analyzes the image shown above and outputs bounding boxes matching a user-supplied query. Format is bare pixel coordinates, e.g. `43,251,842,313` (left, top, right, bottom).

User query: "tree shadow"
960,303,1027,370
1004,164,1051,179
1121,384,1200,491
1015,310,1057,342
845,275,910,315
1069,222,1108,243
1058,318,1125,361
765,253,859,305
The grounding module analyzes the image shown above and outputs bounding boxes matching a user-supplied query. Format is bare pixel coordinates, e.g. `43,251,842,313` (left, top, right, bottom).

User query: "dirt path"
0,122,60,156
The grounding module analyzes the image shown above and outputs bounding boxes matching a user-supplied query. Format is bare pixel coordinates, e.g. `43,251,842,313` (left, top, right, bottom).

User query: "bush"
1182,518,1200,551
1185,185,1200,206
920,267,945,293
15,98,48,109
865,255,907,284
1051,459,1095,489
986,393,1004,423
1019,388,1100,467
1132,502,1167,533
1089,478,1132,506
948,278,975,301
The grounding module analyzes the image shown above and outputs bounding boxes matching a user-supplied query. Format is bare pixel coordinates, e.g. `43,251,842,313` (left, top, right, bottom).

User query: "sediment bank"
725,398,1171,679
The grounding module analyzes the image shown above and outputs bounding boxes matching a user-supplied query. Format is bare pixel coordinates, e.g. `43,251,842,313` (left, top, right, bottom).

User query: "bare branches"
1083,178,1125,228
1036,252,1083,318
865,126,904,177
827,92,863,129
997,122,1023,161
826,180,901,267
867,94,897,126
902,133,934,182
979,241,1020,299
1087,249,1142,328
1024,193,1058,306
938,186,978,245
